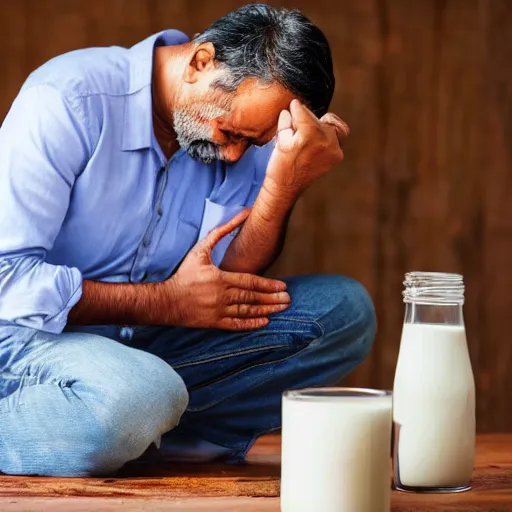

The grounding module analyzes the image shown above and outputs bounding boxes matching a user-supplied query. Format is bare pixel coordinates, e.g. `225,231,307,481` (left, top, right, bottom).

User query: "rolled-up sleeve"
0,84,90,333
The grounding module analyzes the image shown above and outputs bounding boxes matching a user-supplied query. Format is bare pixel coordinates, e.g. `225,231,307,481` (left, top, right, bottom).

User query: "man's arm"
220,180,296,274
68,280,163,326
0,85,169,332
221,100,349,275
69,211,290,330
0,85,90,334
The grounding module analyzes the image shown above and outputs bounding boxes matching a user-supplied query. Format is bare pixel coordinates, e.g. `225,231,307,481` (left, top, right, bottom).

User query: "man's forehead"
210,76,292,109
229,94,289,132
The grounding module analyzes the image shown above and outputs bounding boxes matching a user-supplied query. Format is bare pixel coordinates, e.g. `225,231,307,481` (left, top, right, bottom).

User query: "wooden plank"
0,497,279,512
1,435,512,511
480,0,512,432
0,474,279,499
2,494,510,512
0,0,29,120
148,0,189,35
380,0,487,426
85,0,152,48
428,0,488,430
367,0,440,390
23,0,87,72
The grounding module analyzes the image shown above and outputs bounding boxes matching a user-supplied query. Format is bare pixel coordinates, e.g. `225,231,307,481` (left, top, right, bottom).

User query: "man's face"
173,77,295,164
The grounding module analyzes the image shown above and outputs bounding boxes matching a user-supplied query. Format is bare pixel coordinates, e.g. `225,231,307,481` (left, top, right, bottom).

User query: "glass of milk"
393,271,476,493
281,387,392,512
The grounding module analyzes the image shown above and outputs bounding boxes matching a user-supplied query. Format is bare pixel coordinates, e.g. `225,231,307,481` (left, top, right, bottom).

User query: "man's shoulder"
22,45,132,100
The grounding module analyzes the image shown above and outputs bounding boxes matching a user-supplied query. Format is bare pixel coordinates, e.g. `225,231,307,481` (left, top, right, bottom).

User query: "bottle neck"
404,302,464,326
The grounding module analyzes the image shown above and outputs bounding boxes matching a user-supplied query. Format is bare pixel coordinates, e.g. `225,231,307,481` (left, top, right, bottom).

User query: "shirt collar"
122,29,190,152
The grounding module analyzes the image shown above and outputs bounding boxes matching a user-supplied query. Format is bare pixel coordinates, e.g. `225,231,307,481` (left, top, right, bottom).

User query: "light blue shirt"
0,30,273,334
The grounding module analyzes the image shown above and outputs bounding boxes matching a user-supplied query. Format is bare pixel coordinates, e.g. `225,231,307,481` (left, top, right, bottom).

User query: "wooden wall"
1,0,511,431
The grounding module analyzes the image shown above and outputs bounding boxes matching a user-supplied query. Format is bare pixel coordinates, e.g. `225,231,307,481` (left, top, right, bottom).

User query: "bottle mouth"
403,271,465,305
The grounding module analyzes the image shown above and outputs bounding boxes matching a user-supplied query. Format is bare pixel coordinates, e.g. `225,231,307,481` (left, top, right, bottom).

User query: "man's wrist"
260,176,300,213
144,279,182,325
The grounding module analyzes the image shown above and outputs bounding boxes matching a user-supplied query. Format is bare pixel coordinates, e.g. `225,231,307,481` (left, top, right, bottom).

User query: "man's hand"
265,99,349,198
161,209,291,331
220,101,348,275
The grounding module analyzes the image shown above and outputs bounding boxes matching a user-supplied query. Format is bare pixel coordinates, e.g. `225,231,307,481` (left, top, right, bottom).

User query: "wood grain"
1,0,512,431
0,435,511,511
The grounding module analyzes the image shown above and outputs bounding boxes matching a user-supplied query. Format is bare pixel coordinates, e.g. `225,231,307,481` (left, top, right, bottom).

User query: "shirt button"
156,206,163,216
142,238,150,247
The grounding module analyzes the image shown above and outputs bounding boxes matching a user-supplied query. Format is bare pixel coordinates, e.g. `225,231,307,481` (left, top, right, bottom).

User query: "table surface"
1,434,511,511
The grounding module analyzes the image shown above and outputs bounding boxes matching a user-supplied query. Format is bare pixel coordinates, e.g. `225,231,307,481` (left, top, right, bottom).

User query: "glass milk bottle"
393,272,475,492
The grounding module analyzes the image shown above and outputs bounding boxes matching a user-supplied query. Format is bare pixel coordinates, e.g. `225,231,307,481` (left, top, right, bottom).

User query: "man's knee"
77,352,189,475
325,274,376,357
287,274,376,360
39,336,188,476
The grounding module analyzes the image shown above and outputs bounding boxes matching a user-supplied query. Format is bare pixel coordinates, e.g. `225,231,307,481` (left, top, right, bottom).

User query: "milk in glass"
281,388,392,512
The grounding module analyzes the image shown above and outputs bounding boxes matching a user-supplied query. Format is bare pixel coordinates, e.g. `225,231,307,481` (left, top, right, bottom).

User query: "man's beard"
185,140,220,165
173,102,228,165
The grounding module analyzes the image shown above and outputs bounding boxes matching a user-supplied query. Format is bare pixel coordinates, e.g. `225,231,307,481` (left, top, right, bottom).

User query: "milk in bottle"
393,272,475,492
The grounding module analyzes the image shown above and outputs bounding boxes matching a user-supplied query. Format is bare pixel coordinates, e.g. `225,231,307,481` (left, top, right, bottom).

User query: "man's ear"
183,42,216,84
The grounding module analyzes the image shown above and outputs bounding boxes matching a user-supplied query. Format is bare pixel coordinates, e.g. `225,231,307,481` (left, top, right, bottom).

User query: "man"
0,4,375,476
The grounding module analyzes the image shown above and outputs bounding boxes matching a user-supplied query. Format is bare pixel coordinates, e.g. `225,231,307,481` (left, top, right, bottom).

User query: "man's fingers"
287,101,348,147
277,109,293,132
320,113,349,148
320,113,350,138
320,112,349,132
198,208,251,253
276,109,296,150
226,289,291,305
218,317,270,332
222,271,287,292
225,303,289,318
289,98,319,127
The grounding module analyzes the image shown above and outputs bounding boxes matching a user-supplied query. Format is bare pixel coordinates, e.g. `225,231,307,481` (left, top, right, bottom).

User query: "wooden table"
0,434,511,511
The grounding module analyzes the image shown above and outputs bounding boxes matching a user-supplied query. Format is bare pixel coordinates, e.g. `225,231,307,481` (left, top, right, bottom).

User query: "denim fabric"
0,274,376,476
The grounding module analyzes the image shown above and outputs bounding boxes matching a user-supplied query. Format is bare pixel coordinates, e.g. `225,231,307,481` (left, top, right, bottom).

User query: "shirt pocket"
198,199,246,267
152,218,200,280
172,218,200,272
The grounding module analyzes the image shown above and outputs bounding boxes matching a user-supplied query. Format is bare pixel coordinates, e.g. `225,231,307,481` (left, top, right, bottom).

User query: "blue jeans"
0,274,375,476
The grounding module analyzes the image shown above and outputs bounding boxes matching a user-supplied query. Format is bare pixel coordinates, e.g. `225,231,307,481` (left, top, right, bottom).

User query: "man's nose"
222,141,250,163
